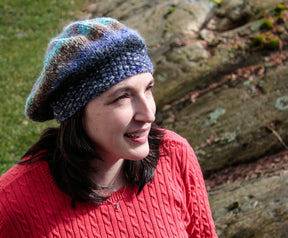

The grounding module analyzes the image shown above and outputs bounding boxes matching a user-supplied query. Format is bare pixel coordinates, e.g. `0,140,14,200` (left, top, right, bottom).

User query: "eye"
146,84,154,93
113,93,130,103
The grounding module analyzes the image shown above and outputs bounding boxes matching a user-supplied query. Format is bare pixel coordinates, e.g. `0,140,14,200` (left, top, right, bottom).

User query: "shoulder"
158,130,205,191
158,129,198,172
160,129,192,153
0,162,31,190
0,159,39,227
0,157,52,213
161,129,189,146
0,156,69,236
0,157,45,191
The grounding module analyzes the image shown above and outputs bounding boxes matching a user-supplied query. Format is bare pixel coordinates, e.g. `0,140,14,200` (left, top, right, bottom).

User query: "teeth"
125,131,145,138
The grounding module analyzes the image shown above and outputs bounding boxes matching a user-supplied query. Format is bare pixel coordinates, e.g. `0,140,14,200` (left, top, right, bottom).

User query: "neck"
91,158,126,194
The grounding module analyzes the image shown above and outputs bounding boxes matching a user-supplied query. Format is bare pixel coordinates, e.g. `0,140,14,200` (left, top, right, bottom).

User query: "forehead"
107,72,153,92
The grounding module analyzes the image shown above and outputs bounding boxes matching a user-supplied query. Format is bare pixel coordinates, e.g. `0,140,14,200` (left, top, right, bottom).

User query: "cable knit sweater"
0,130,217,238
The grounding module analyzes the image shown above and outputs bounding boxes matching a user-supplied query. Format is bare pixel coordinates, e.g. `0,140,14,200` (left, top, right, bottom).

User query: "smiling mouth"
124,131,147,138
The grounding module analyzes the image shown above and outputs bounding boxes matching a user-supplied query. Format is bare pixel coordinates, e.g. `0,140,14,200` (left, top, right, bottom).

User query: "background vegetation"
0,0,89,174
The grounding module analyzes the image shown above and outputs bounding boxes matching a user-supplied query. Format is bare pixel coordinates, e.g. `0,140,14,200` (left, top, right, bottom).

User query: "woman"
0,17,217,237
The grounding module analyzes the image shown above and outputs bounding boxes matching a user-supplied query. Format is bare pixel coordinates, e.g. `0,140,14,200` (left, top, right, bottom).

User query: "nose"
134,95,156,123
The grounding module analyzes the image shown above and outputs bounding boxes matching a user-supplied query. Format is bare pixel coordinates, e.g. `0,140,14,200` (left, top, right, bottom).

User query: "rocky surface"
83,0,288,172
206,150,288,237
81,0,288,236
209,169,288,238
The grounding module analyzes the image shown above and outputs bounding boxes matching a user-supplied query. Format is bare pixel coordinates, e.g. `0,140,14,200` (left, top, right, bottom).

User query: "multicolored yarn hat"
25,17,153,123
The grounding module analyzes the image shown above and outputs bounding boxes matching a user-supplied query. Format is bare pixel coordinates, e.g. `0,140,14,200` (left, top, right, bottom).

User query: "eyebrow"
107,78,154,97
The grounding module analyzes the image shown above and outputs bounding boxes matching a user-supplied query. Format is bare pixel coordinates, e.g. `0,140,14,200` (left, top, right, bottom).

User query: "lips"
124,127,150,139
125,131,146,138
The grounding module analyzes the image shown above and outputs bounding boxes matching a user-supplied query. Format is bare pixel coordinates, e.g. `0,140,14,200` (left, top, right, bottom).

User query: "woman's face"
83,72,156,163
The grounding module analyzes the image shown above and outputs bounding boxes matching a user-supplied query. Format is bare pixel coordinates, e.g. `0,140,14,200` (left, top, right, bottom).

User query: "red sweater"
0,130,217,237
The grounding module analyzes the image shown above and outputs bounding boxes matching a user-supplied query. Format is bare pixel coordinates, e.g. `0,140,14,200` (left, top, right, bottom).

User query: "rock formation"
82,0,288,236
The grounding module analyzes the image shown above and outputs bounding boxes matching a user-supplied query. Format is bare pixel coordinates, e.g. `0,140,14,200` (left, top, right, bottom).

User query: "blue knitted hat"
25,17,153,123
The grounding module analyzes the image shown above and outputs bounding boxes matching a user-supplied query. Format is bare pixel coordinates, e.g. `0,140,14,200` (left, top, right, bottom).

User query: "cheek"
150,96,156,114
101,109,131,133
83,117,98,140
83,110,103,137
112,111,133,129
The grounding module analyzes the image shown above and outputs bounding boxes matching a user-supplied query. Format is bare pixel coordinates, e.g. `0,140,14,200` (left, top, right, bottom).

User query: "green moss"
271,4,287,17
238,45,244,51
250,35,265,47
227,201,240,211
211,0,224,7
167,7,175,14
260,19,274,30
276,28,285,35
164,27,170,32
250,34,280,51
264,38,279,50
164,6,176,19
274,4,287,14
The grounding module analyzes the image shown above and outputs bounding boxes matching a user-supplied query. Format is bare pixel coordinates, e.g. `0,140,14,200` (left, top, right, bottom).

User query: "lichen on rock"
275,96,288,111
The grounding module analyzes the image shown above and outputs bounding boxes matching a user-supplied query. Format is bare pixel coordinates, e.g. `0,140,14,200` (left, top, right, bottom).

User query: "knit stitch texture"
0,130,217,237
24,17,153,123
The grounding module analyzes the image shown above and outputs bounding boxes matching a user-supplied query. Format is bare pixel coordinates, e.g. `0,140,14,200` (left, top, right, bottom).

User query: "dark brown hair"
20,106,164,208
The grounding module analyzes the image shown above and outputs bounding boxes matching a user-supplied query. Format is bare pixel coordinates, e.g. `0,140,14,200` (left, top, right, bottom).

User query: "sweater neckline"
39,160,135,207
102,184,133,206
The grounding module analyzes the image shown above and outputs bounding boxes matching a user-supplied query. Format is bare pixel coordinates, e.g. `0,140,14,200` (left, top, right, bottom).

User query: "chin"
128,152,149,161
127,143,150,161
126,146,150,161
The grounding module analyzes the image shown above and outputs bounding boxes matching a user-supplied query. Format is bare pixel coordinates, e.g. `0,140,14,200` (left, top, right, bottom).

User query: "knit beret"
25,17,153,123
